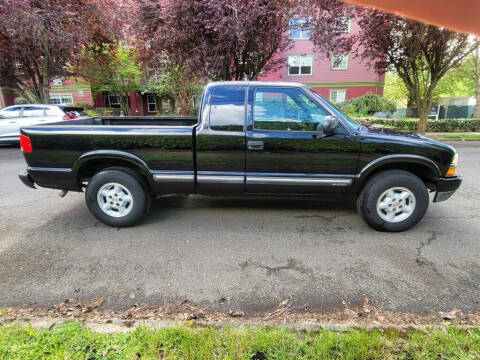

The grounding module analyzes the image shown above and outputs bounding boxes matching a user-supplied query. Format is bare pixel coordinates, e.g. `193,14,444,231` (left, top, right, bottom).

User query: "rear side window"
209,86,245,131
22,106,48,117
46,107,64,116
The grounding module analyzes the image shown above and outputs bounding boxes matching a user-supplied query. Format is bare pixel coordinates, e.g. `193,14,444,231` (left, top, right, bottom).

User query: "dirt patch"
1,297,479,327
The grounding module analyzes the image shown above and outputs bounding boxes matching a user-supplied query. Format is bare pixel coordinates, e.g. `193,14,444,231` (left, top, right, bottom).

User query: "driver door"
245,86,359,194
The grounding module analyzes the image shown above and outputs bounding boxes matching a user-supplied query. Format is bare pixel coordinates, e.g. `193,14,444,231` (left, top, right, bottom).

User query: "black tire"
357,170,429,232
85,169,149,227
101,166,152,215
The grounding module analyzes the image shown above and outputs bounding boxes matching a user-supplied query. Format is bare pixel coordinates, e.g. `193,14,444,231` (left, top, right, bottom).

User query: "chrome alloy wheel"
376,187,416,223
97,182,133,218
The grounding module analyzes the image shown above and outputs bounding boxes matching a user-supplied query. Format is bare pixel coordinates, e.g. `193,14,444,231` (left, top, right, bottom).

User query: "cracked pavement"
0,142,479,315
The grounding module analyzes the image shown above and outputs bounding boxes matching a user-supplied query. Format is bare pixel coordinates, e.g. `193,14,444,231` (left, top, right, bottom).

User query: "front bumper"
433,176,462,202
19,170,36,189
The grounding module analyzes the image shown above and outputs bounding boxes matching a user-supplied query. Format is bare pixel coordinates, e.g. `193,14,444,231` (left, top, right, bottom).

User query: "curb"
4,317,478,334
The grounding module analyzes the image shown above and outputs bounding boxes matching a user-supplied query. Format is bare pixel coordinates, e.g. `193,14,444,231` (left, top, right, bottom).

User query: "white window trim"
340,17,352,33
147,94,157,113
289,18,310,40
108,95,122,108
331,54,349,70
287,54,313,76
329,89,347,104
49,93,74,105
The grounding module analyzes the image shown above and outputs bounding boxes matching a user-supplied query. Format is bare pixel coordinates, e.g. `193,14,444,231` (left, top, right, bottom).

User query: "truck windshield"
309,91,361,132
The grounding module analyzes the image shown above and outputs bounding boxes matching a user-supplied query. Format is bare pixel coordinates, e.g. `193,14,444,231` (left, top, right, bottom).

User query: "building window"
193,95,202,108
108,95,121,108
339,17,351,33
288,55,313,76
329,89,346,104
49,94,73,105
289,18,310,39
331,54,349,70
147,94,157,113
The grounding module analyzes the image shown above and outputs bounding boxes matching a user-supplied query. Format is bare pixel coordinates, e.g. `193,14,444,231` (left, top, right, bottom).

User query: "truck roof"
206,81,308,88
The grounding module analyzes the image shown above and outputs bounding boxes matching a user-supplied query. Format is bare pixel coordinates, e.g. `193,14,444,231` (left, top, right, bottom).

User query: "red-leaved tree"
305,1,480,133
0,0,126,104
137,0,293,81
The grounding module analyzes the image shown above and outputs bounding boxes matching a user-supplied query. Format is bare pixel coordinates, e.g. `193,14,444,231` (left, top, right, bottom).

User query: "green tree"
145,67,205,116
384,72,409,108
385,61,477,115
74,45,143,115
444,46,480,118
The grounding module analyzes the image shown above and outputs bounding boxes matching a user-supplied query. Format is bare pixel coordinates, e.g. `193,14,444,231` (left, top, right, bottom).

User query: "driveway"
0,142,479,315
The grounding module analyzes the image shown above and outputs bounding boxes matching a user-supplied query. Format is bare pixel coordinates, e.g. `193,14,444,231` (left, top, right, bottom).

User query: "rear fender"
73,150,151,179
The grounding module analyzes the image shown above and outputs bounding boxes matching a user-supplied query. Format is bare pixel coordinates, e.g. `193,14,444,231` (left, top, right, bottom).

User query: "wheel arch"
356,155,441,193
73,151,152,188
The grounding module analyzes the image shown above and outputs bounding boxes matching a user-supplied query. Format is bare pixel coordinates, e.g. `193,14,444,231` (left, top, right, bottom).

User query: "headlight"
446,153,458,177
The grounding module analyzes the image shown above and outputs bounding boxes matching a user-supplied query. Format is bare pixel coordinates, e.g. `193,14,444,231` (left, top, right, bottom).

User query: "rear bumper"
19,171,36,189
18,167,81,191
433,176,462,202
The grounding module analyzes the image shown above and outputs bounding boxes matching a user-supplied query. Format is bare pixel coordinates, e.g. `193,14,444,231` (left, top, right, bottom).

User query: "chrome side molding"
153,173,194,182
197,175,244,184
153,171,353,187
246,176,352,186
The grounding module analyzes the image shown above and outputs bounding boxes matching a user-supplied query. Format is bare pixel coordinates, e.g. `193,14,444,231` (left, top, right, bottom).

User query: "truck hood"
359,124,455,153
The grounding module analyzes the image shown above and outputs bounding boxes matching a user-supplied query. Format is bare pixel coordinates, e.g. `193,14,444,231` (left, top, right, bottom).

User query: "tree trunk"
473,73,480,118
417,105,429,134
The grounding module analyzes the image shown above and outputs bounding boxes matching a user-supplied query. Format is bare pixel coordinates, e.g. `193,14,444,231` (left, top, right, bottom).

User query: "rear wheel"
357,170,429,232
85,169,149,227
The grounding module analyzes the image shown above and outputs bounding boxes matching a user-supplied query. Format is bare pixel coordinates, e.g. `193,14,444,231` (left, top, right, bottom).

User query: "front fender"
355,154,442,189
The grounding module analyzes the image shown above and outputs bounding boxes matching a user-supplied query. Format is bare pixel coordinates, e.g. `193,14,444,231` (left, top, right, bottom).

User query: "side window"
22,106,47,117
253,88,329,132
46,107,64,116
209,86,245,131
0,106,21,119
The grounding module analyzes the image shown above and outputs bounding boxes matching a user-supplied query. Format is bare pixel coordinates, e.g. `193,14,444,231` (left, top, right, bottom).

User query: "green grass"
0,322,479,359
435,133,480,141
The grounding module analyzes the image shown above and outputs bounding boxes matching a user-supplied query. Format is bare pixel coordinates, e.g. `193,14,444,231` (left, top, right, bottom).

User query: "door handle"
248,141,264,151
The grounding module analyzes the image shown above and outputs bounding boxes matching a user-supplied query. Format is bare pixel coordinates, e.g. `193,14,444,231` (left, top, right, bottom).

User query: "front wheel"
85,169,150,227
357,170,429,232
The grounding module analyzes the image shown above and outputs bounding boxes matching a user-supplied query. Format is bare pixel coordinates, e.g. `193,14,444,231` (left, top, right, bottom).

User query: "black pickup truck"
18,81,461,231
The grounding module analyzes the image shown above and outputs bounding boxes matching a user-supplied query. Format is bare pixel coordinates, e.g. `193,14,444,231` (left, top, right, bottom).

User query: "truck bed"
20,116,198,193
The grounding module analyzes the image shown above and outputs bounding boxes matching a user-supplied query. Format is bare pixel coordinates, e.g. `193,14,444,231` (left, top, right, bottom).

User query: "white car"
0,104,88,144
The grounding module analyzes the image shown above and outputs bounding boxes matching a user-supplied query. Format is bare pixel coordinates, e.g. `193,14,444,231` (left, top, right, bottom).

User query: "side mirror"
322,115,339,135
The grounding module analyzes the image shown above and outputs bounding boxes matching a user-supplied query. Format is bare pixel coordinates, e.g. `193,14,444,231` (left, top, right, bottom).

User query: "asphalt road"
1,142,479,315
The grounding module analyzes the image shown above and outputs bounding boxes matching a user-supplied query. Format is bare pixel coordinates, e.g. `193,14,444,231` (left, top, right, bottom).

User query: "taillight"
63,112,77,120
20,134,33,153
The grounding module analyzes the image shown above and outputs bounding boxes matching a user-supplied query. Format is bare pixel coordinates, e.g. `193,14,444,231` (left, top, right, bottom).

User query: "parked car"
18,82,461,231
372,111,393,118
0,104,87,144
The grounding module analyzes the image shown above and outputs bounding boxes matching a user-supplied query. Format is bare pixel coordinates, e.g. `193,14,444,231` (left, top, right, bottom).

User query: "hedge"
357,118,480,132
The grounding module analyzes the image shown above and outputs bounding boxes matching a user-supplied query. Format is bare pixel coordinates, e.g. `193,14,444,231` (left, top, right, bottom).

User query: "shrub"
85,109,100,117
338,94,396,117
358,118,480,132
73,102,90,110
14,96,27,105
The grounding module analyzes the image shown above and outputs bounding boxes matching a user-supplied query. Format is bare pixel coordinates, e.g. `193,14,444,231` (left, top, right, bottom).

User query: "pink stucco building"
258,18,384,103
